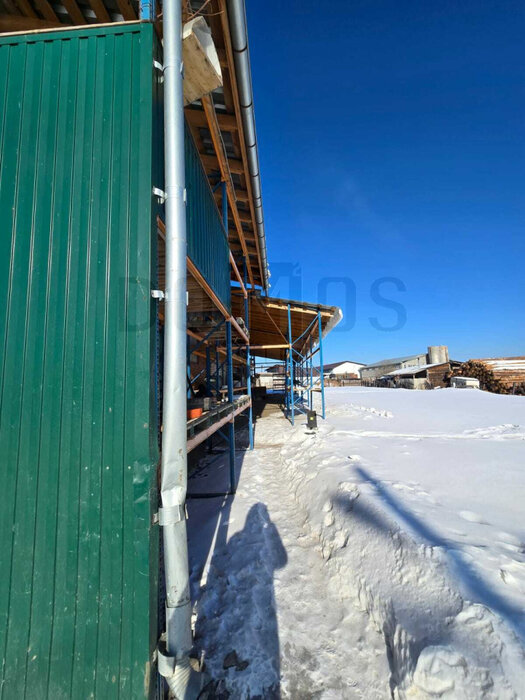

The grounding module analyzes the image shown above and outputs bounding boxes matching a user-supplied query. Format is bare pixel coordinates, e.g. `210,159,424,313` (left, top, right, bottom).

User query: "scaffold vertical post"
205,345,211,396
288,303,295,425
243,257,254,450
318,311,325,419
221,178,235,490
285,347,289,415
214,341,220,399
226,320,236,493
309,336,313,410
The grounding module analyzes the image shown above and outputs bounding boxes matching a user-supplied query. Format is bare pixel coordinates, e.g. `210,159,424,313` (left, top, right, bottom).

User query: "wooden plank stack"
449,360,525,394
474,357,525,387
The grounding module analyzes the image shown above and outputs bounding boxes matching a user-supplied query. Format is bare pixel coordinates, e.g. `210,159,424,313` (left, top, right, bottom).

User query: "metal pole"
243,257,254,449
215,341,220,399
309,337,313,410
139,0,151,20
318,311,325,419
158,0,201,694
285,348,289,414
221,179,237,486
206,345,211,395
288,304,294,425
226,320,236,492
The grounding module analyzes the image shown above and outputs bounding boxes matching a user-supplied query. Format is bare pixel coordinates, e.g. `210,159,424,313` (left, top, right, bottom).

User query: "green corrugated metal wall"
185,126,231,311
0,23,160,699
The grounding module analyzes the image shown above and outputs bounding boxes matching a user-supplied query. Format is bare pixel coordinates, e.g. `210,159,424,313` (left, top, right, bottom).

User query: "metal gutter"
226,0,270,292
322,306,343,339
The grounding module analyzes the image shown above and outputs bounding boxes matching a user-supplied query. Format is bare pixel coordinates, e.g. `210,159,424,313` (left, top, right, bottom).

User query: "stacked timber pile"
449,360,521,394
474,357,525,387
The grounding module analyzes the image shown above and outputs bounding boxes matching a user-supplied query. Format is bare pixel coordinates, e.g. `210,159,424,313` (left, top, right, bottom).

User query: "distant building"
361,352,431,383
361,346,454,388
471,357,525,388
320,360,365,379
263,363,285,375
385,360,461,389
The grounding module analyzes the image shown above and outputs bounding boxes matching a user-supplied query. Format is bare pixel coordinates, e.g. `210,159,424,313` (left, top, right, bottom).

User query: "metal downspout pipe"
158,0,201,696
226,0,269,293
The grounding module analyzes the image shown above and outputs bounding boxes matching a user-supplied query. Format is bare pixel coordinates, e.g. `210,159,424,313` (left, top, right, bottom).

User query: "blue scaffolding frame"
185,180,254,494
285,305,326,426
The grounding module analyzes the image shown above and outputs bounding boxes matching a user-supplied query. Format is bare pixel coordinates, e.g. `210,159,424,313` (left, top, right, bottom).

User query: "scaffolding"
284,307,326,425
185,181,254,496
249,303,329,425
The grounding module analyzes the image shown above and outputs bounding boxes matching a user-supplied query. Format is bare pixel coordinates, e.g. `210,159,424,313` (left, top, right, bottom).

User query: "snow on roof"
321,360,366,372
364,354,425,369
383,362,447,377
475,357,525,371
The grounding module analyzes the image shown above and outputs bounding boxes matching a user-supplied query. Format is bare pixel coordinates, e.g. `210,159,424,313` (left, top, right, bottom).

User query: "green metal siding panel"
185,128,231,311
0,23,159,699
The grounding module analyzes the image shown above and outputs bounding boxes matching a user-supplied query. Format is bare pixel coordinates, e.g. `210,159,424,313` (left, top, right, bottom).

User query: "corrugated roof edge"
363,353,426,369
255,293,342,343
0,19,145,42
226,0,269,292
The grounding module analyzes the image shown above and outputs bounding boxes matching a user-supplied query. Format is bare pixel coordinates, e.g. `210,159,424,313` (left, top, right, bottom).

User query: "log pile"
475,357,525,386
449,360,509,394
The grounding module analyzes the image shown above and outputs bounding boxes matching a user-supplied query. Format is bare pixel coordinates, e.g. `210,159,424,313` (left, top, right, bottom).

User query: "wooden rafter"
244,344,290,350
87,0,110,23
117,0,136,20
187,257,249,344
1,0,21,16
34,0,59,22
0,14,59,29
218,0,265,288
186,108,238,132
199,152,244,176
201,93,255,287
229,252,247,298
232,189,250,204
114,0,136,20
265,302,332,317
187,329,246,365
61,0,85,24
255,296,289,343
213,187,250,206
12,0,37,17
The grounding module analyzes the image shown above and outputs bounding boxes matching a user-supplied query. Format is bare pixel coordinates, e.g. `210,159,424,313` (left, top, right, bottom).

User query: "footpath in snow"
187,388,525,699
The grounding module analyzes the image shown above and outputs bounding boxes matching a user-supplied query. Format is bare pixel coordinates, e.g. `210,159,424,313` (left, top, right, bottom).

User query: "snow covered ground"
187,387,525,698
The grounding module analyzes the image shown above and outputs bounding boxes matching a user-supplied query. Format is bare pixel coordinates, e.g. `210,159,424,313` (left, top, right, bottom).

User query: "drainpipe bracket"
158,504,187,526
151,289,165,300
153,60,164,83
157,647,176,677
152,186,167,204
157,648,204,698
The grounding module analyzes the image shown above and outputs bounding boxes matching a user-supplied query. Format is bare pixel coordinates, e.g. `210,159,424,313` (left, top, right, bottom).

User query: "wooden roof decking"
0,0,269,291
232,291,342,361
0,0,139,31
158,219,249,353
184,0,267,290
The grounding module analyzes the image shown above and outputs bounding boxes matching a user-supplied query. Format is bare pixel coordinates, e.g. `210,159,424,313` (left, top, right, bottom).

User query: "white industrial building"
321,361,365,378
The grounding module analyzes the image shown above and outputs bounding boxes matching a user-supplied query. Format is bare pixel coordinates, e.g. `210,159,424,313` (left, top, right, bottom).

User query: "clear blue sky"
246,0,525,364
